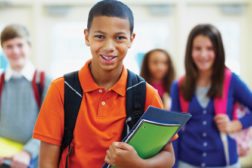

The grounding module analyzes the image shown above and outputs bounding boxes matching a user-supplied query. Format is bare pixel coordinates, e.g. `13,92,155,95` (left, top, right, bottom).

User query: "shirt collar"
5,61,35,82
79,59,127,96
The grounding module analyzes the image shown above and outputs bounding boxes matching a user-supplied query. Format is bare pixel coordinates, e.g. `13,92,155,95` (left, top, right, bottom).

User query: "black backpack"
60,70,146,168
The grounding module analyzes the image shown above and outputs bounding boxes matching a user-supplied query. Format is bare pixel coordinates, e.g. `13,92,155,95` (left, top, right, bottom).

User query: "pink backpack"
178,68,252,160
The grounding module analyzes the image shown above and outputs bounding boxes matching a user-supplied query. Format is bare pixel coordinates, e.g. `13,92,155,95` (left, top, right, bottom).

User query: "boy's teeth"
102,55,113,60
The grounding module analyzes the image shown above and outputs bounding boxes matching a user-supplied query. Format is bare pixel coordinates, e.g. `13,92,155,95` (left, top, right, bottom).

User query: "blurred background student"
140,49,175,110
0,24,51,168
171,24,252,168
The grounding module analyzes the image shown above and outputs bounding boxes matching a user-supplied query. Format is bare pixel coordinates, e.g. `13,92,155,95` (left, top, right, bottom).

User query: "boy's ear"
128,33,136,48
84,29,90,46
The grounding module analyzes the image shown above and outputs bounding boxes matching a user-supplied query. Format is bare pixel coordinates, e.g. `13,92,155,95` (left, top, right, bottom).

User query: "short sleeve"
33,78,65,146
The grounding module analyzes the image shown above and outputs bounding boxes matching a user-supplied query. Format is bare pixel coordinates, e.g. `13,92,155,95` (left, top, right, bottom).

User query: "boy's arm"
33,79,64,167
39,141,60,168
142,142,175,168
105,142,175,168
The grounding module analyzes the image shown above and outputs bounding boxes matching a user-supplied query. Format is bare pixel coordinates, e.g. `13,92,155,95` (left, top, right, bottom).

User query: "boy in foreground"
33,0,176,167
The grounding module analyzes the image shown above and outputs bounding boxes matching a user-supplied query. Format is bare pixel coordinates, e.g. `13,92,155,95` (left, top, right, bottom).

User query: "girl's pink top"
152,82,165,98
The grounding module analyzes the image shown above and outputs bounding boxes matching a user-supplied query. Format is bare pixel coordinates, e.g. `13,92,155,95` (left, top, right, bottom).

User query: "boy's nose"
12,46,20,55
103,39,115,52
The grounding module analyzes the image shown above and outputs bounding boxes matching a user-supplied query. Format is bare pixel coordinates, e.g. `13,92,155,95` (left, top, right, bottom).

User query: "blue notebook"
103,106,191,168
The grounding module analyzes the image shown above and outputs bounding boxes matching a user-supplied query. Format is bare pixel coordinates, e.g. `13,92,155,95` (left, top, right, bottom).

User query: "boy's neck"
89,62,123,91
11,64,25,72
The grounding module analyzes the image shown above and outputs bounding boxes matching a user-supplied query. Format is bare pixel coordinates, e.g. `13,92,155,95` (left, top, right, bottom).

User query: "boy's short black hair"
87,0,134,34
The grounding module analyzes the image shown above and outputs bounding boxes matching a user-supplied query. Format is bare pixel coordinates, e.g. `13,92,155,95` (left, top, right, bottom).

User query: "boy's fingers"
108,143,119,156
4,155,13,160
11,162,28,168
104,152,111,165
106,150,111,159
104,156,109,164
113,142,132,150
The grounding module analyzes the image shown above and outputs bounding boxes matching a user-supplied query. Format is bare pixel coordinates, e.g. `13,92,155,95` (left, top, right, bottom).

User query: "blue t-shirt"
171,72,252,167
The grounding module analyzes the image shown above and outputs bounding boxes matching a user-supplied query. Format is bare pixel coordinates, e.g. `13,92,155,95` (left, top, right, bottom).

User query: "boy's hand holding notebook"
104,106,191,168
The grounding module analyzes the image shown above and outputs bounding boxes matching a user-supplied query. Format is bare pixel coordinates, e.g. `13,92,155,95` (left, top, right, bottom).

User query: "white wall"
1,0,251,85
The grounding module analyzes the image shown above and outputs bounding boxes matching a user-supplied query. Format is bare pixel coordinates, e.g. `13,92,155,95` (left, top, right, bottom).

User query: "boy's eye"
115,36,126,40
94,35,104,39
6,45,12,49
17,43,23,48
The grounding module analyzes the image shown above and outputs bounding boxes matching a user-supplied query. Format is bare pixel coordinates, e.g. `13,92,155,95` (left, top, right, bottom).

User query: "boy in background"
33,0,176,167
0,24,51,168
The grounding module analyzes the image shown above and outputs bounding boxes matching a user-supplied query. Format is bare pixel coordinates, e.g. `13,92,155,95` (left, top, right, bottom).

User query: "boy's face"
84,16,135,72
2,37,31,71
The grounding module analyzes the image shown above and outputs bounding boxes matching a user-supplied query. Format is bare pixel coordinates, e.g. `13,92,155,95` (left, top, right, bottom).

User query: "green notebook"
110,120,180,168
105,106,191,168
126,119,179,158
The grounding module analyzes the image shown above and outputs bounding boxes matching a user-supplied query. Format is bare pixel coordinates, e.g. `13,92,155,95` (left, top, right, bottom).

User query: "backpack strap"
121,69,146,140
32,70,45,107
0,73,5,106
213,68,235,167
213,68,232,116
61,71,82,168
178,77,189,113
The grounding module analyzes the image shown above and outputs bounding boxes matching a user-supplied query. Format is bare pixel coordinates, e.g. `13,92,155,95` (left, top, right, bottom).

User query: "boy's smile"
100,54,117,64
84,16,135,72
